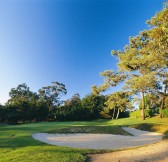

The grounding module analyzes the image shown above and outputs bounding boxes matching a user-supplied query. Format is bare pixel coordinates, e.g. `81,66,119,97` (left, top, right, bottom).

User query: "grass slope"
0,116,168,162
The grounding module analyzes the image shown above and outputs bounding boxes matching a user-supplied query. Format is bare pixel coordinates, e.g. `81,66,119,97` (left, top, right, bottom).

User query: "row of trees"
0,82,129,124
56,93,106,121
92,5,168,120
1,82,67,123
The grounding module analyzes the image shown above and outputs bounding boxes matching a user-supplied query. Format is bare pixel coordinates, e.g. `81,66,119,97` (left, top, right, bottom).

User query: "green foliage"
112,8,168,119
130,109,154,118
100,109,130,119
139,95,150,109
38,82,67,120
56,94,106,121
38,82,67,107
138,94,161,115
0,105,6,122
35,101,49,121
3,82,67,124
81,94,106,119
6,102,34,124
92,70,126,96
165,97,168,109
161,109,168,118
93,8,168,121
130,110,141,118
56,93,87,121
1,83,108,123
91,70,129,120
104,91,132,119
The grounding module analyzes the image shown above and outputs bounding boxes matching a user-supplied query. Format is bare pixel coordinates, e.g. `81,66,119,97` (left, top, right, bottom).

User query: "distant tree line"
0,82,67,123
0,82,129,124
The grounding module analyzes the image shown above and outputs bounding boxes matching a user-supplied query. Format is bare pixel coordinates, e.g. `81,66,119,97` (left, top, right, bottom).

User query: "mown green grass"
0,116,168,162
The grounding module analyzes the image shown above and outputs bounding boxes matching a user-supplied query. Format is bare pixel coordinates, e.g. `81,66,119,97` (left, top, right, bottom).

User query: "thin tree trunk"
160,85,167,118
112,107,116,120
116,108,120,119
141,91,145,120
160,97,164,118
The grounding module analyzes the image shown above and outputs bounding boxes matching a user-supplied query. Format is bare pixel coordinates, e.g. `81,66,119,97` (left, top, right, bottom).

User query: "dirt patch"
88,140,168,162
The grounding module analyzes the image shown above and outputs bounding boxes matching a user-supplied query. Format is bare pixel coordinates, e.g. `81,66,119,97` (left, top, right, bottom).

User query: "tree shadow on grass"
0,135,47,149
0,120,109,133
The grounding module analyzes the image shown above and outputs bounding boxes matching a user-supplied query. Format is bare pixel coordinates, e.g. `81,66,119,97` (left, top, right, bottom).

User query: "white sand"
32,127,163,150
88,140,168,162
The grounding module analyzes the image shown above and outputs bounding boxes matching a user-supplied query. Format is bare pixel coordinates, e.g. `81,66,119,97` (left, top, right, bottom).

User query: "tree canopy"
93,6,168,120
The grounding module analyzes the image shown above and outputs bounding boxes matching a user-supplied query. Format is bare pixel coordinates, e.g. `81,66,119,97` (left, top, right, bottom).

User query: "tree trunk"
116,108,120,119
160,85,167,118
112,107,116,120
141,91,145,120
160,97,164,118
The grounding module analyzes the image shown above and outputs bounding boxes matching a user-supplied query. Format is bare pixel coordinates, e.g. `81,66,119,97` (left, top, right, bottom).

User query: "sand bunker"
88,140,168,162
32,127,163,149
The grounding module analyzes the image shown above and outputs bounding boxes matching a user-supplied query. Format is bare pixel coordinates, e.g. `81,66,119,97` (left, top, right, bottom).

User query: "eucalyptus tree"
64,93,81,107
64,93,82,120
38,82,67,120
8,83,35,103
39,82,67,106
6,83,38,122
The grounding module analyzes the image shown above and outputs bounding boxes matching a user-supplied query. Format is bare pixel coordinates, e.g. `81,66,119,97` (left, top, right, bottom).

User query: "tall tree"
63,93,82,120
110,5,168,119
6,83,37,123
81,94,106,119
39,82,67,106
143,7,168,117
38,82,67,119
121,7,168,118
113,39,158,120
8,83,35,103
64,93,81,107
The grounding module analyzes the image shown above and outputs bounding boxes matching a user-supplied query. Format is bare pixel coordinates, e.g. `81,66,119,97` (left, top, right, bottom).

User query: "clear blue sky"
0,0,164,104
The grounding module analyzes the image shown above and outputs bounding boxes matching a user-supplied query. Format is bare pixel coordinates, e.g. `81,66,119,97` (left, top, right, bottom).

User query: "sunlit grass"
0,116,168,162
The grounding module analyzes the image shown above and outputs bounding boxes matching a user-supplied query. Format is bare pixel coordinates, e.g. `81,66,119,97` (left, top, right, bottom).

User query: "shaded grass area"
0,116,168,162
